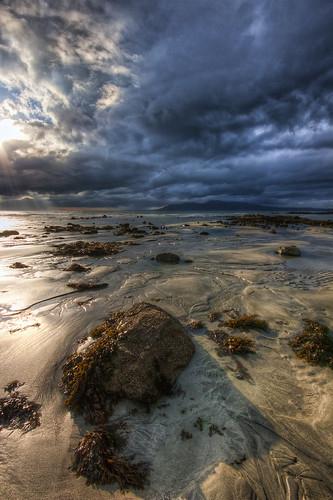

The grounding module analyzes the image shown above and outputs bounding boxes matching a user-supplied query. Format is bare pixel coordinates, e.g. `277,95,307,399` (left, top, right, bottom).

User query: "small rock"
65,263,90,273
0,230,19,237
276,245,301,257
10,262,29,269
155,252,180,264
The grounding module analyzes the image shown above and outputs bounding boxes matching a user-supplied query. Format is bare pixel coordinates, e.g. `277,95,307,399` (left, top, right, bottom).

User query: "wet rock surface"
65,262,90,273
0,230,19,237
155,252,180,264
277,245,301,256
9,262,29,269
61,303,195,423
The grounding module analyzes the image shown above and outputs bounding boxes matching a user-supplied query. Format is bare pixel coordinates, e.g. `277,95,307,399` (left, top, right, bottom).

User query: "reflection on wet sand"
0,210,333,499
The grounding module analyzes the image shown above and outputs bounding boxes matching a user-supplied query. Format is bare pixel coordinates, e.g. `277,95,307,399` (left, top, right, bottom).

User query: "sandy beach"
1,210,333,499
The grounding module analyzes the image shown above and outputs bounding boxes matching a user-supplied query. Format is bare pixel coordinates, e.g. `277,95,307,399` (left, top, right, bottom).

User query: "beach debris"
0,230,19,237
65,262,91,272
180,429,193,440
55,240,123,257
0,382,41,432
208,330,256,355
67,281,108,291
289,320,333,368
184,259,193,263
224,314,268,331
208,424,224,437
187,319,205,330
194,417,205,431
9,262,29,269
155,252,180,264
71,426,148,488
276,245,301,257
208,311,221,322
61,303,194,423
4,380,24,393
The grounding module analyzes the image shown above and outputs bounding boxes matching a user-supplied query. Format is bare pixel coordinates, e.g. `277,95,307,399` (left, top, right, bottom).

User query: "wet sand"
1,210,333,499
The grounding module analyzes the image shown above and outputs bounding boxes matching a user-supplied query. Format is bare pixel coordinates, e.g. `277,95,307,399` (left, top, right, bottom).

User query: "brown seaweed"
71,426,148,489
289,320,333,368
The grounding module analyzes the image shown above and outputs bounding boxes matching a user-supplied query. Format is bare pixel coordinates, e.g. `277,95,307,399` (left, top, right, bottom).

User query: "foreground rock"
276,245,301,257
155,252,180,264
62,303,195,423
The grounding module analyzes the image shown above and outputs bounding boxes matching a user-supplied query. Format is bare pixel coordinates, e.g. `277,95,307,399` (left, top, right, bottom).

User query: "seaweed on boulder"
61,332,118,424
289,320,333,368
61,303,194,424
71,426,148,488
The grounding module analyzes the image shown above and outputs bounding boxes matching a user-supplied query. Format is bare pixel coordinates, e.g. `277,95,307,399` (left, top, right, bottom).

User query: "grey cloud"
0,0,332,207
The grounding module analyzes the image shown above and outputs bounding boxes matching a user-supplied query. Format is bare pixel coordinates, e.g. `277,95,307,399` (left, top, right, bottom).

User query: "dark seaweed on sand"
0,382,41,432
208,330,256,355
289,320,333,368
71,426,148,489
224,314,268,331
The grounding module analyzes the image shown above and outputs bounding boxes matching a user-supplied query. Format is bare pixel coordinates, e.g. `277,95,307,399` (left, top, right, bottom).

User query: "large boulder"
103,303,194,401
62,303,195,422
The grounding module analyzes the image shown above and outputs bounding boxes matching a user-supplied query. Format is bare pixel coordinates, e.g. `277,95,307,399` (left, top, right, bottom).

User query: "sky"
0,0,332,209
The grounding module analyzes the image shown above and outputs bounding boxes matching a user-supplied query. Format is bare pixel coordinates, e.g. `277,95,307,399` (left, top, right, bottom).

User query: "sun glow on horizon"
0,119,27,144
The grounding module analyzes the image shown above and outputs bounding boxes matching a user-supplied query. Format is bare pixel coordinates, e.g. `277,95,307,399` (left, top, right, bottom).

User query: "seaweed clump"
289,320,333,368
71,426,148,488
0,381,41,432
187,319,205,330
208,330,256,355
61,332,118,424
224,314,268,331
55,240,123,257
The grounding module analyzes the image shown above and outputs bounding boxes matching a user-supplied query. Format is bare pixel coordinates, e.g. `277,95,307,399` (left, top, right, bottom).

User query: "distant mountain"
157,200,280,212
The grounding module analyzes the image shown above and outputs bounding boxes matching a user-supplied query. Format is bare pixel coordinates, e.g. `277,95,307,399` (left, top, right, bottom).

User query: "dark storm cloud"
0,0,332,207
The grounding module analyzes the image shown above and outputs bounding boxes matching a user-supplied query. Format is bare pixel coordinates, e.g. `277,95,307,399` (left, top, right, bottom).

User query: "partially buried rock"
61,303,194,423
155,252,180,264
10,262,29,269
67,281,108,291
276,245,301,257
0,230,19,237
65,262,90,273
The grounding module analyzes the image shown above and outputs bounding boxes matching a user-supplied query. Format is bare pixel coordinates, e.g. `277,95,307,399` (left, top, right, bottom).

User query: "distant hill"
157,200,280,212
